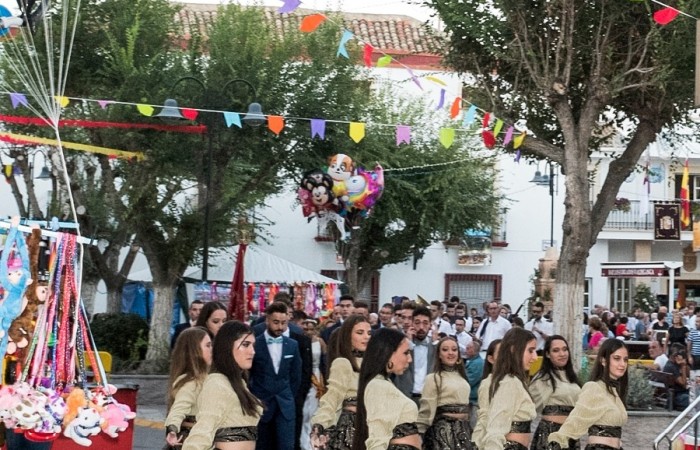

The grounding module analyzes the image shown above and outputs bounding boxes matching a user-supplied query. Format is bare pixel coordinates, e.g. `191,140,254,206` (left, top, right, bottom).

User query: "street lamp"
530,161,556,249
156,77,264,282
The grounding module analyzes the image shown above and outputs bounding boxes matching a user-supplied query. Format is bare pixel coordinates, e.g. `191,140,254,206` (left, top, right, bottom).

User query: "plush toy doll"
7,227,43,355
63,388,103,447
0,216,32,358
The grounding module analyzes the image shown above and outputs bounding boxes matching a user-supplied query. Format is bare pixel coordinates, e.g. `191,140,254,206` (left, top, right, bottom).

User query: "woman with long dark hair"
471,338,501,449
164,327,213,448
183,321,263,450
311,315,371,449
547,339,628,450
353,327,420,450
482,328,538,450
417,336,472,449
529,335,580,450
195,301,228,337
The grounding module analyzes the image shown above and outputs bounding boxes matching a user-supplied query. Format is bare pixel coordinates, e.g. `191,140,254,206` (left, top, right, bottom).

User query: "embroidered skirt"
584,445,621,450
164,415,196,450
423,404,473,450
326,399,356,450
530,419,578,450
504,441,529,450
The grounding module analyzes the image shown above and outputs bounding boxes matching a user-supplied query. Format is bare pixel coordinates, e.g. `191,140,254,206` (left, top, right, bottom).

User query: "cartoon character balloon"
297,169,337,218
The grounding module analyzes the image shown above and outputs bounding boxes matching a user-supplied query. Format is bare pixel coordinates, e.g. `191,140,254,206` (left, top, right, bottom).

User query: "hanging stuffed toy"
0,216,32,358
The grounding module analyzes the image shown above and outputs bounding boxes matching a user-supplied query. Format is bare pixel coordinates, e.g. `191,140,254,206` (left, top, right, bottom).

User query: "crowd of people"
165,294,632,450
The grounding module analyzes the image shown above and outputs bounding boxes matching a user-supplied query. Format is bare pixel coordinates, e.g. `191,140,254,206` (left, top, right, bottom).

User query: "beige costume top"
364,375,419,450
311,357,361,428
481,375,536,450
165,375,203,432
416,370,470,433
471,374,491,448
548,380,627,447
182,373,262,450
529,371,581,414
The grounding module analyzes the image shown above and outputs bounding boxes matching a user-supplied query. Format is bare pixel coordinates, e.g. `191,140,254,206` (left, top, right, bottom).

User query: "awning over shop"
600,261,681,277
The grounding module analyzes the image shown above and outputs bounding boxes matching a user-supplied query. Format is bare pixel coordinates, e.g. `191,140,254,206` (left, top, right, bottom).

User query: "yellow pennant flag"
376,55,392,67
493,119,504,137
136,104,154,117
349,122,365,143
513,132,526,149
54,96,70,108
439,128,455,148
425,76,447,86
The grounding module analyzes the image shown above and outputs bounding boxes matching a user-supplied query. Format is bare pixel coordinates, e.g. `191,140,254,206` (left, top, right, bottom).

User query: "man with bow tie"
524,301,553,353
392,306,435,404
250,301,302,450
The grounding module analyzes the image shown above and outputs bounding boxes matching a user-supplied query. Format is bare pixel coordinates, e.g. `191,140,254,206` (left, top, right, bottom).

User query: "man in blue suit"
250,301,302,450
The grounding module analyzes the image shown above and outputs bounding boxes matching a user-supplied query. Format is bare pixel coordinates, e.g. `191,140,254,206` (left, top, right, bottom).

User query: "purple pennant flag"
97,100,111,109
406,68,423,90
9,93,28,109
396,125,411,146
503,125,514,146
514,150,521,162
436,89,445,110
277,0,301,13
311,119,326,139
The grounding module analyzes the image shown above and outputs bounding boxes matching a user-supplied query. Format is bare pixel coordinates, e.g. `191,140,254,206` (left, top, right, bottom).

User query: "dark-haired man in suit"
250,302,302,450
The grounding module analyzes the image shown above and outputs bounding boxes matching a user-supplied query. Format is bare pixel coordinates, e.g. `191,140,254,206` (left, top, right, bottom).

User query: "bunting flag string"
0,131,144,160
649,0,697,25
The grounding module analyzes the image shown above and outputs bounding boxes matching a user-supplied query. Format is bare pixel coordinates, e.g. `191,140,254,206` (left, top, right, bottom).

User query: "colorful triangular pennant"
349,122,365,143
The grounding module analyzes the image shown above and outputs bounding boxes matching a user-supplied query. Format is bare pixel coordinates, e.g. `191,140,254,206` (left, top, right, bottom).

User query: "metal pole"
202,131,212,282
549,162,554,247
27,161,32,219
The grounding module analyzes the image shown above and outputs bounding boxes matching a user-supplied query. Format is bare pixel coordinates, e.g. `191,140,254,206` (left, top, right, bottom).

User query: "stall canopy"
183,245,341,284
600,261,681,277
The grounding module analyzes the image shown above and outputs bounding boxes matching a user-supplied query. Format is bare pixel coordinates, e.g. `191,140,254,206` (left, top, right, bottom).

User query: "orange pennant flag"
300,14,327,32
268,115,285,135
450,98,461,119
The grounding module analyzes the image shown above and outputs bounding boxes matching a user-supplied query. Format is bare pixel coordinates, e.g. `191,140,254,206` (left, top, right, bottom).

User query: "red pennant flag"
482,112,491,128
653,7,679,25
181,108,198,120
450,98,461,119
300,14,327,32
482,130,496,149
363,44,373,67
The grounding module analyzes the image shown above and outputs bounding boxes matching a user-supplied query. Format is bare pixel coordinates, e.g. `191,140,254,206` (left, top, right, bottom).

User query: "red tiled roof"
174,4,445,56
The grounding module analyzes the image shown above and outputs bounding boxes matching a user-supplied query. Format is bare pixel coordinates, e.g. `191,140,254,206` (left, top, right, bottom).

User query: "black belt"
411,393,422,399
588,425,622,439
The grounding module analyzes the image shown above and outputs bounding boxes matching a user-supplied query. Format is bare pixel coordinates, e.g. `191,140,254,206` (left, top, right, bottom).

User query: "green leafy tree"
426,0,700,366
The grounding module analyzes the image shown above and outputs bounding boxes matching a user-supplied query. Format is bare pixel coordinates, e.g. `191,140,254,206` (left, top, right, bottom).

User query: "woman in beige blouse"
311,315,371,449
529,335,580,450
482,328,538,450
472,338,501,449
418,336,472,449
165,327,213,448
183,321,263,450
353,327,420,450
547,339,628,450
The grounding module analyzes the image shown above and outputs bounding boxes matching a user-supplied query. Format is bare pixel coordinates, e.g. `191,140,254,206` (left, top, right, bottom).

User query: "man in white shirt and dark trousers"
392,306,436,404
524,301,554,354
476,301,512,357
453,317,473,359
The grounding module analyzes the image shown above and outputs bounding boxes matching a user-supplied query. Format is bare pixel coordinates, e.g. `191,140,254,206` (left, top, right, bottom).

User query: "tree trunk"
106,289,121,314
345,242,361,299
141,282,174,373
81,278,98,318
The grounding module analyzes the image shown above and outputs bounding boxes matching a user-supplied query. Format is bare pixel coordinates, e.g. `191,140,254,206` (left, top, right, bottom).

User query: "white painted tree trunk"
143,283,174,371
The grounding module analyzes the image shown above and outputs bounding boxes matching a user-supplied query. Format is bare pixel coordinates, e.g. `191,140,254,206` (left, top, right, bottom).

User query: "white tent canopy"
184,245,342,284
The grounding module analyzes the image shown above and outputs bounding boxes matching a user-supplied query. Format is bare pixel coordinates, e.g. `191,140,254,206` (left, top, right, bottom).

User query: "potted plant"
613,197,631,212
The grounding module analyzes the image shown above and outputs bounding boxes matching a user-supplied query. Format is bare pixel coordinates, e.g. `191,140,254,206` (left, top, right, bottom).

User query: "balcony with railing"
602,200,654,231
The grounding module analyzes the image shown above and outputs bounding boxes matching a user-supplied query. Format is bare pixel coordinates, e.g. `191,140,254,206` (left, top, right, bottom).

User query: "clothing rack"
0,218,97,246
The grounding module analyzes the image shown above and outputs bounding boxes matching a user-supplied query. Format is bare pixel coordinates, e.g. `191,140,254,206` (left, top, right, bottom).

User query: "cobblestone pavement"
623,413,679,449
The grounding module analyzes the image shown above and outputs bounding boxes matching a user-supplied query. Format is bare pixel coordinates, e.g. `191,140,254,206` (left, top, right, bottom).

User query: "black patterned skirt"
424,404,473,450
386,422,421,450
327,407,356,450
584,445,621,450
213,425,257,444
504,442,529,450
530,419,578,450
164,415,196,450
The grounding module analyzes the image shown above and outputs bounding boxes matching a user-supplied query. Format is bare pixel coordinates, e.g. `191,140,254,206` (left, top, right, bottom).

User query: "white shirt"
454,331,473,359
412,337,430,394
655,354,669,371
524,318,554,351
476,315,512,351
264,330,283,374
451,317,473,336
433,318,453,337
